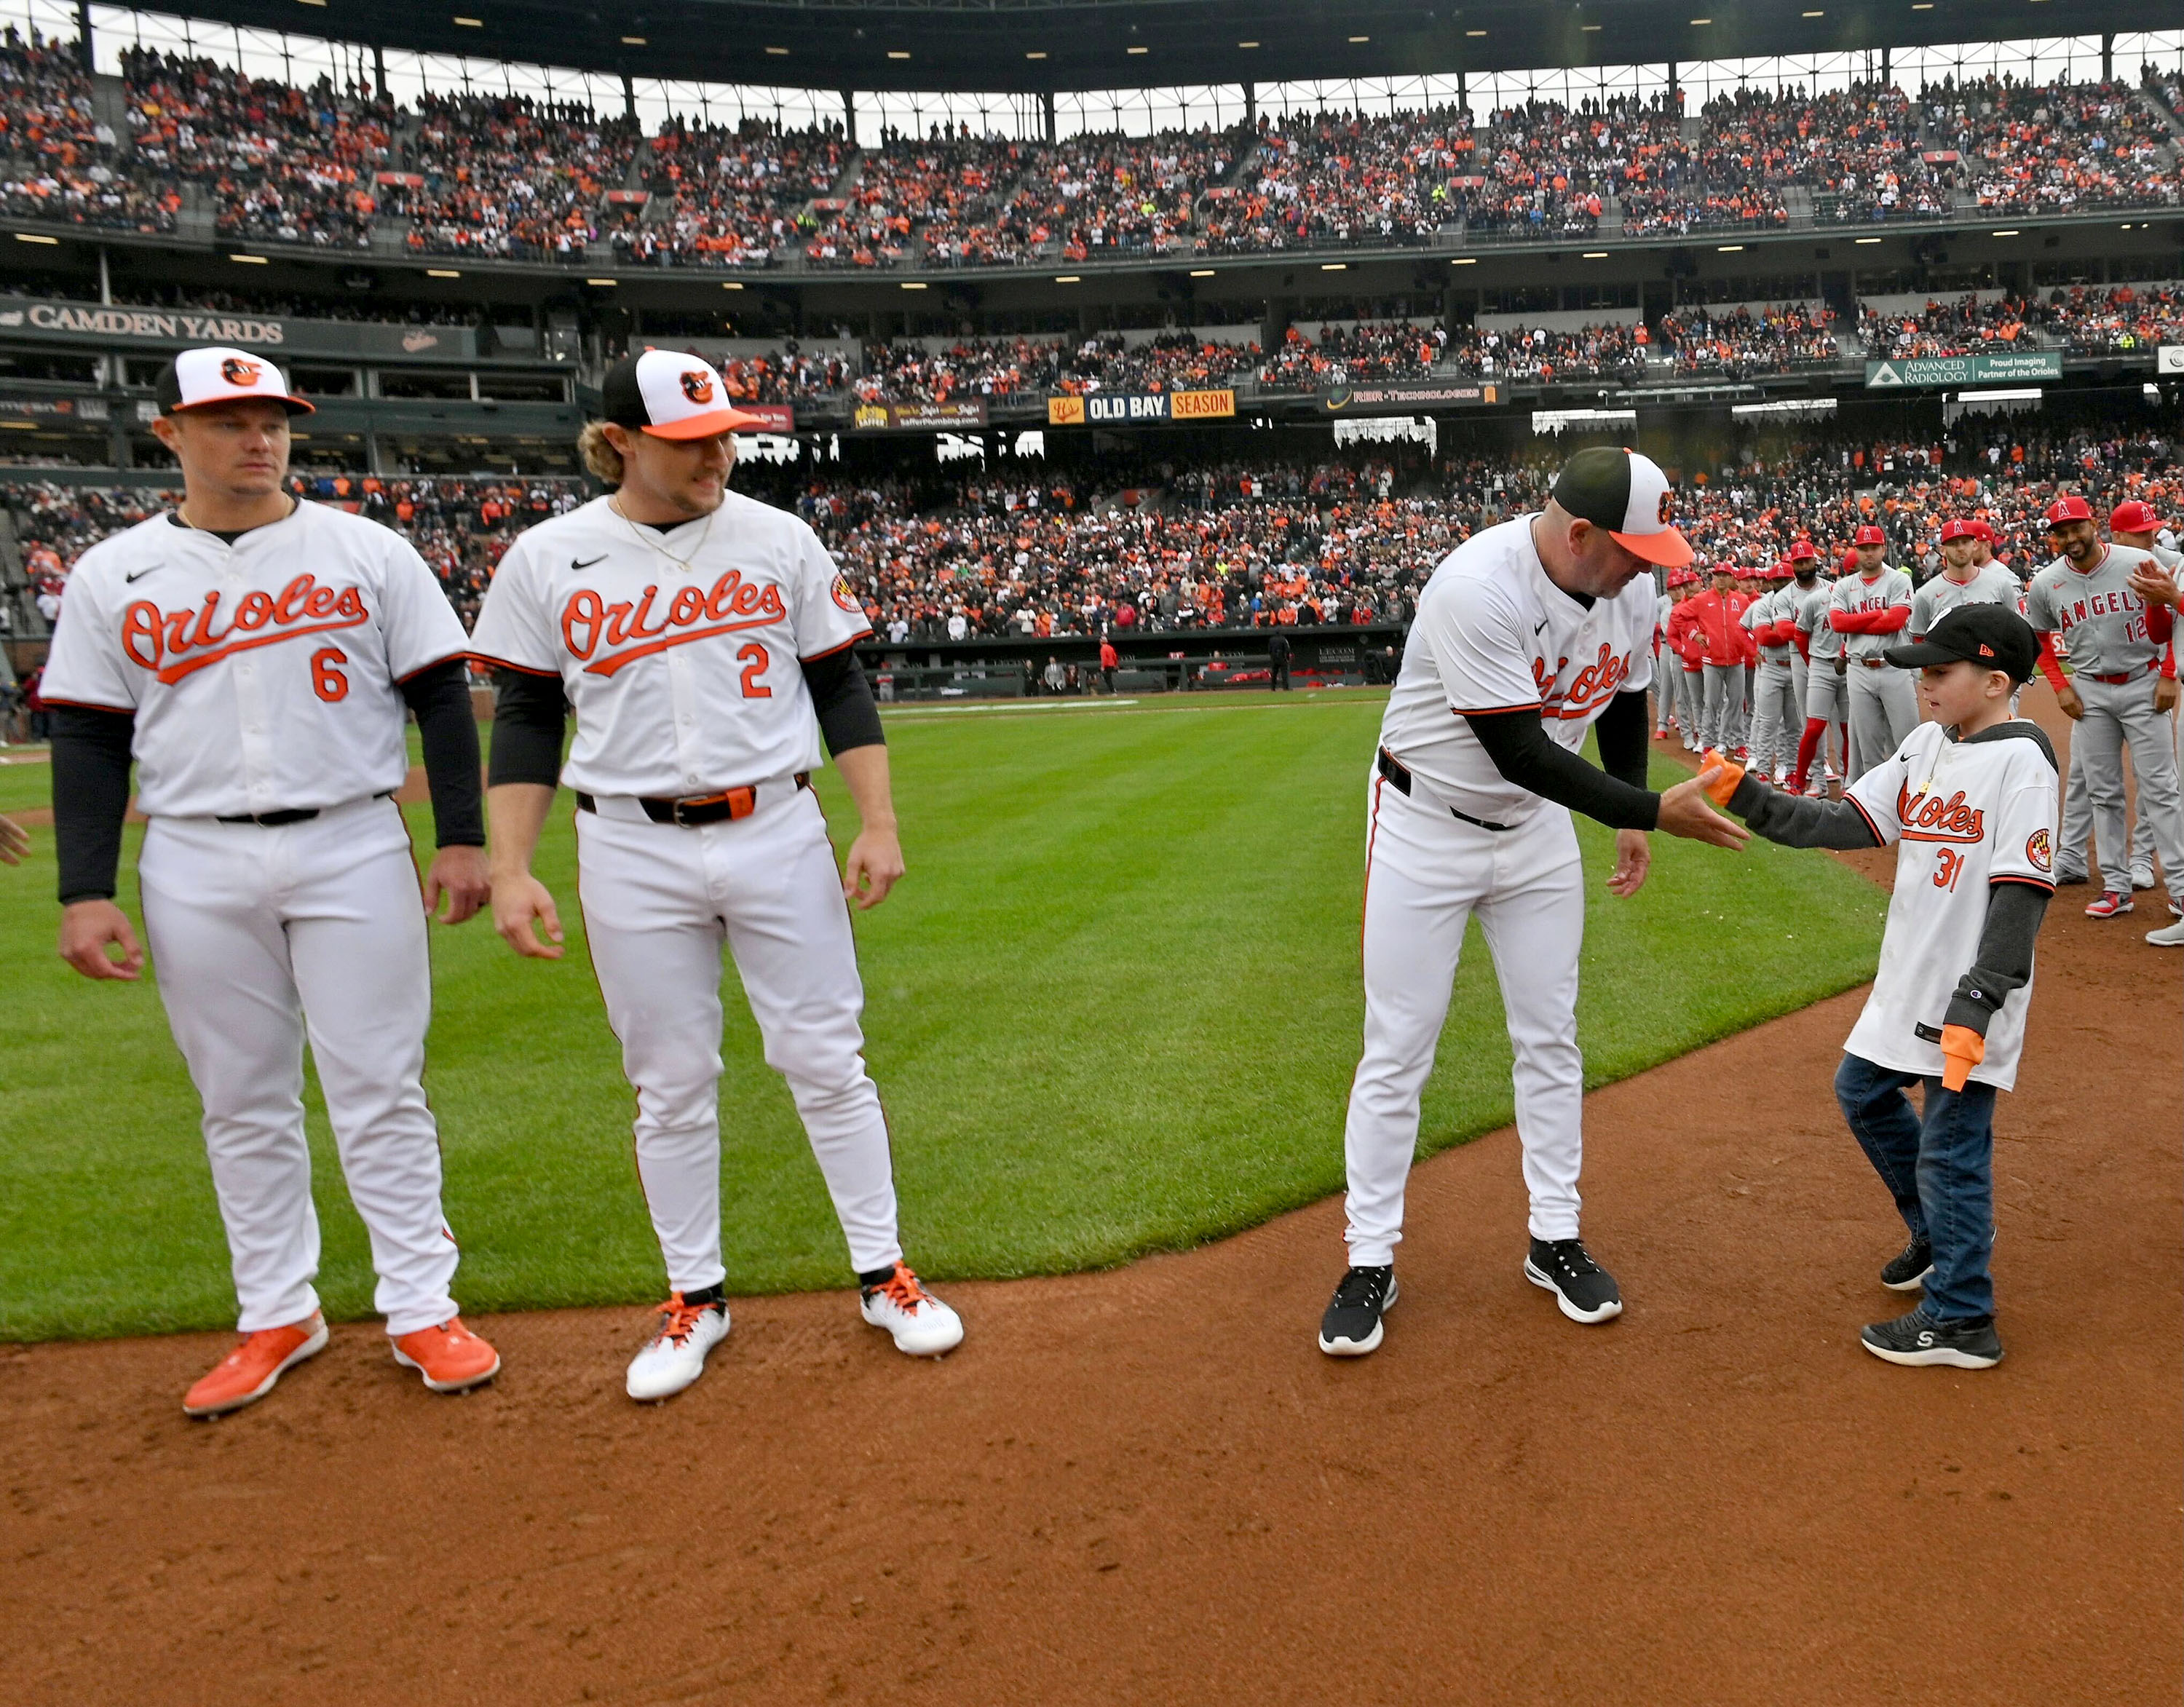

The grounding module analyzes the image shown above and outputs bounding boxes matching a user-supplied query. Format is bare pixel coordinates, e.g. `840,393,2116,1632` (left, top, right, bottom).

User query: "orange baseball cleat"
183,1312,329,1419
390,1317,502,1394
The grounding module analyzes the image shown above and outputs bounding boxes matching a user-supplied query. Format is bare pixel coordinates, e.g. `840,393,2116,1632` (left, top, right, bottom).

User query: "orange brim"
643,407,771,439
1610,526,1693,568
173,392,315,416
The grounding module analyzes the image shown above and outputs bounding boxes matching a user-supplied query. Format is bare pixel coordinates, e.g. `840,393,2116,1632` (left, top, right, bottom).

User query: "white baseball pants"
1342,775,1588,1266
2068,676,2184,900
137,797,460,1337
1749,658,1799,777
574,784,902,1293
1846,662,1918,780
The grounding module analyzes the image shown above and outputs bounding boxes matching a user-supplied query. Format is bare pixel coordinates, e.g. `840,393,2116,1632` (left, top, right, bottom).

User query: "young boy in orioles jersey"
1701,604,2056,1369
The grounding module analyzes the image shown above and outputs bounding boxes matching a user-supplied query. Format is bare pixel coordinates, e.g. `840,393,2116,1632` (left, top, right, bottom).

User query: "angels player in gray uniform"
41,347,502,1417
1317,448,1749,1358
1744,562,1800,783
2025,493,2184,927
1911,518,2020,639
2054,499,2172,908
1828,526,1917,780
472,351,962,1402
1790,544,1849,795
1714,603,2057,1369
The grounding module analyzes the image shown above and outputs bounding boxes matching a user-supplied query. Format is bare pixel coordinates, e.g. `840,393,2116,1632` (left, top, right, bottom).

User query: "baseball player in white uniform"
1712,603,2057,1369
2054,499,2170,906
42,347,502,1417
1318,448,1749,1358
2024,494,2184,927
471,350,962,1402
1829,526,1918,780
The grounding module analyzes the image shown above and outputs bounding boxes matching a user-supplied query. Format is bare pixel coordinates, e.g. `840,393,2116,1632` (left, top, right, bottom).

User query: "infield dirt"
4,704,2178,1706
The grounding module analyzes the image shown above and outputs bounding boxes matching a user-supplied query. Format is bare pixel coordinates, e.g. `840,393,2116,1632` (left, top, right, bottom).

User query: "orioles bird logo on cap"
680,369,715,405
221,357,262,386
1657,491,1674,526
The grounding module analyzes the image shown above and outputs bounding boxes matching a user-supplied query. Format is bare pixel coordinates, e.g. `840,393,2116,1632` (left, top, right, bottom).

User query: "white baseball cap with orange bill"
157,345,314,415
1547,446,1693,567
602,349,771,439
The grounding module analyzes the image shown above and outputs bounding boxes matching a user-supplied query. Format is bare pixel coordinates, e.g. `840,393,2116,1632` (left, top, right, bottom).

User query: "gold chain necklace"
609,495,716,572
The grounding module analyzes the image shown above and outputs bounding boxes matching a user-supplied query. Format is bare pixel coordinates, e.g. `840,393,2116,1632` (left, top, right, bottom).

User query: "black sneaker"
1861,1306,2002,1369
1524,1237,1623,1323
1318,1265,1398,1357
2052,866,2089,887
1880,1236,1934,1292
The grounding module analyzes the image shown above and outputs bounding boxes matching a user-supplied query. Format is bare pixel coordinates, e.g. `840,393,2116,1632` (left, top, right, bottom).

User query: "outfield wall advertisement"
1047,389,1237,425
0,298,481,361
1863,352,2062,388
853,400,988,429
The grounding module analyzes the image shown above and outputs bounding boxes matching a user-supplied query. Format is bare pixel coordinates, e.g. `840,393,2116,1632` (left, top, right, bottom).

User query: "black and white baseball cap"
1884,603,2038,684
157,345,314,416
601,349,767,440
1548,446,1693,567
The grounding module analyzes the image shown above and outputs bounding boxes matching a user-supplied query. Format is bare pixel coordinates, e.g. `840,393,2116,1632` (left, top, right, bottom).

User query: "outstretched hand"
1656,768,1751,851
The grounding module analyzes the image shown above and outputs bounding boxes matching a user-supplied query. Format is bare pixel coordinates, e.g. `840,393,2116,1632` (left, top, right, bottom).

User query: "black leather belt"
1377,748,1516,832
578,773,810,827
215,807,320,826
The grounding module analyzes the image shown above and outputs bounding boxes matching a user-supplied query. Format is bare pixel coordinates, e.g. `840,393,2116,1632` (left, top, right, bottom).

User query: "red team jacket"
1675,590,1757,667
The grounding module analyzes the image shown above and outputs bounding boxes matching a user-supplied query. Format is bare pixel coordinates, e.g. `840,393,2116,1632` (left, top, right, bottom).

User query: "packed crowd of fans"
1203,108,1460,253
1655,302,1841,376
1859,285,2184,357
402,91,638,261
1924,75,2178,216
998,126,1241,264
0,31,175,231
620,117,846,268
1258,321,1447,386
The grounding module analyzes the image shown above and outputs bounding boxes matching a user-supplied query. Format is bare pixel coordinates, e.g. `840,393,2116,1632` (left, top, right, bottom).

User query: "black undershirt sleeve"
50,705,136,905
1593,689,1653,794
397,659,485,847
1463,705,1660,831
801,649,885,756
1944,882,2052,1038
1725,773,1885,850
486,668,569,790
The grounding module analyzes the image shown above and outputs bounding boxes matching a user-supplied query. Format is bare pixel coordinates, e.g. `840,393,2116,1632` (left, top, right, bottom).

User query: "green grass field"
0,694,1888,1341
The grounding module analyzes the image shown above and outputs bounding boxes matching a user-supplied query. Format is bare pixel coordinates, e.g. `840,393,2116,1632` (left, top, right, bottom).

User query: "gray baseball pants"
2070,674,2183,899
1846,661,1918,780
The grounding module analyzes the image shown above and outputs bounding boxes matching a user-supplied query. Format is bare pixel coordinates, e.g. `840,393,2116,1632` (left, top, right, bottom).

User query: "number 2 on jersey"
1932,847,1966,892
737,641,772,699
311,646,349,702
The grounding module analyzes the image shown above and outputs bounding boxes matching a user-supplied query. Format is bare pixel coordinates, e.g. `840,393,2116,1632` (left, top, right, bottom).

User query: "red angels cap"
2109,499,2161,534
1710,558,1737,577
1770,562,1793,580
602,348,768,439
1840,548,1860,572
1787,539,1818,562
1852,524,1886,546
1548,445,1694,567
2044,493,2093,527
1938,518,1976,543
157,345,313,416
1969,519,1996,542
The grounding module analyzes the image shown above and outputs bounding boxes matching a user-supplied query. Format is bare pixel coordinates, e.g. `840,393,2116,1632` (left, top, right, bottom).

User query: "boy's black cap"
1884,603,2038,683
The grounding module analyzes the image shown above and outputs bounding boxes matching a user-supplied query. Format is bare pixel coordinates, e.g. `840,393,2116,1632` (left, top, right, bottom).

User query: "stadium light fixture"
231,253,269,264
453,15,482,25
765,46,788,55
1689,17,1712,23
901,281,928,290
1855,236,1882,244
1582,251,1608,258
1992,229,2019,237
426,268,462,277
887,50,910,59
1718,243,1743,251
1238,40,1260,48
621,35,646,44
1321,262,1347,270
1026,50,1047,58
721,281,745,290
14,232,58,245
1190,268,1216,276
1349,34,1370,42
1802,9,1822,15
1910,3,1932,7
1054,275,1082,282
585,277,617,286
1450,257,1476,265
1583,23,1602,30
1466,28,1487,35
1127,45,1148,54
0,419,37,429
296,0,328,8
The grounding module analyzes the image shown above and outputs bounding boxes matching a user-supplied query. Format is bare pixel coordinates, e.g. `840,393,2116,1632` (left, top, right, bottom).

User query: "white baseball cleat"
2145,919,2184,947
859,1262,964,1357
625,1293,731,1401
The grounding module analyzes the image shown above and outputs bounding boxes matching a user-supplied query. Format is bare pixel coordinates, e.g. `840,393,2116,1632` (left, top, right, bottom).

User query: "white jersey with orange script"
1375,512,1656,828
468,491,871,797
39,502,468,817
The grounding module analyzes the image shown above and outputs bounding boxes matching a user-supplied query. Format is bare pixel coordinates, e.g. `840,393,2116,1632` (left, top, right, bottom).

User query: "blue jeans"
1833,1053,1998,1320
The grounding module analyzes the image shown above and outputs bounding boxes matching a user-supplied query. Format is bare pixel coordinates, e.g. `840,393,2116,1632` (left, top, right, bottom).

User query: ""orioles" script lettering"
1535,642,1632,721
561,569,787,677
1896,783,1986,844
121,575,369,685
